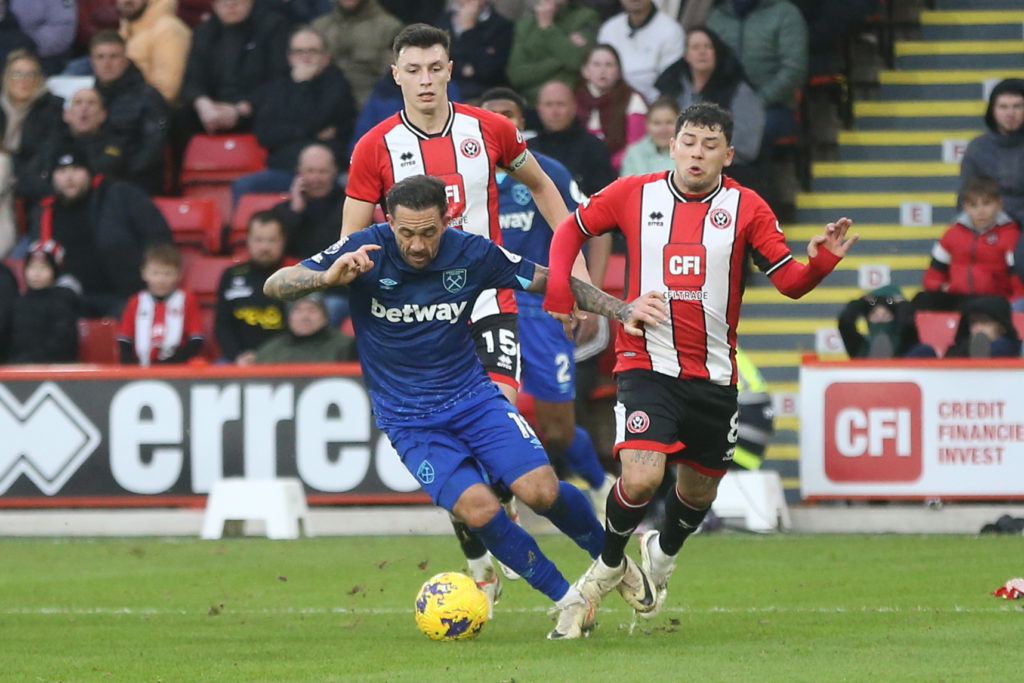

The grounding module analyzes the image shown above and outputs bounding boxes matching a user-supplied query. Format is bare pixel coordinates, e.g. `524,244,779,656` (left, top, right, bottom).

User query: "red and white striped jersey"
347,102,530,320
119,289,203,367
571,171,797,385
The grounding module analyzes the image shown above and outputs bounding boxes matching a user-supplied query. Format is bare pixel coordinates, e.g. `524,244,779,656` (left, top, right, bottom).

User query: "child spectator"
254,292,357,363
619,95,678,176
837,284,918,359
915,175,1023,312
118,243,204,366
8,239,80,363
912,295,1021,359
575,43,647,171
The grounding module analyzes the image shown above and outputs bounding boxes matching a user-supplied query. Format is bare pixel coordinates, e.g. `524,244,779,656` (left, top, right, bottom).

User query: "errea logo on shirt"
370,298,467,324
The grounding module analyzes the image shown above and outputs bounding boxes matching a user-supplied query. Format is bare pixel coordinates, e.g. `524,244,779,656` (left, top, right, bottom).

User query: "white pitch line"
3,605,1020,616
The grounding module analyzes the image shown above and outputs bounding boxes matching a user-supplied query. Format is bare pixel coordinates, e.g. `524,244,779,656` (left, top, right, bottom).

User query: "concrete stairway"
739,2,1024,501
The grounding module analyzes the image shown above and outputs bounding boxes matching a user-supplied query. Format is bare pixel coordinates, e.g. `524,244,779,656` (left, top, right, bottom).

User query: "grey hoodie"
961,78,1024,225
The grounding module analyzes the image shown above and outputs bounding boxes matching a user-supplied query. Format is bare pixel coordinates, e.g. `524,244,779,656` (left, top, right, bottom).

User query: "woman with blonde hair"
0,49,63,256
574,43,647,171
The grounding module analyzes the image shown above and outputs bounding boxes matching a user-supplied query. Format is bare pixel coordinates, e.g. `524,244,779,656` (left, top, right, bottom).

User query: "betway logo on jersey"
499,211,536,231
824,382,922,482
663,243,706,289
370,298,467,324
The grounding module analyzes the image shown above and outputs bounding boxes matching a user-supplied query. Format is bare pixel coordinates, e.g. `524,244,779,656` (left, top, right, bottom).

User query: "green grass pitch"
1,533,1020,681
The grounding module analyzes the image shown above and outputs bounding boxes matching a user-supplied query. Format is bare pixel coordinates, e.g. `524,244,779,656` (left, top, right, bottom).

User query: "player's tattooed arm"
528,264,668,336
265,244,381,300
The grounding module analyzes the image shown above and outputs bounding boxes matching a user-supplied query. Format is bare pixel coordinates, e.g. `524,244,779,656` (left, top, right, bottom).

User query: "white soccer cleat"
474,563,502,619
546,594,596,640
617,555,656,613
496,498,521,580
574,556,625,607
588,473,616,522
638,529,675,618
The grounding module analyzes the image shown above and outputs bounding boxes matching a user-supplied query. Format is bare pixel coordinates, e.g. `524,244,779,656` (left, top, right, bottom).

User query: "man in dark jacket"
90,30,168,195
435,0,514,101
215,210,287,364
963,78,1024,227
530,79,617,197
30,151,172,317
231,25,355,203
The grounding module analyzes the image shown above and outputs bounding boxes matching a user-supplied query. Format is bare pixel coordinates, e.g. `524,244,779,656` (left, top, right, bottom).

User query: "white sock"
466,553,493,582
555,586,584,609
649,533,675,573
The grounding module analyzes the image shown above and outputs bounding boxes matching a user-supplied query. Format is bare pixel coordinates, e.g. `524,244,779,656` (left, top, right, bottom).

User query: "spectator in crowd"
435,0,513,102
91,31,169,195
506,0,601,105
912,295,1021,359
0,147,11,257
530,79,617,197
117,0,193,105
619,95,678,176
9,0,76,74
962,78,1024,226
596,0,684,104
792,0,878,77
707,0,808,149
575,43,647,171
233,25,355,205
378,0,445,24
177,0,216,27
349,69,461,155
30,150,173,317
8,239,80,363
19,88,128,204
254,291,357,363
215,210,287,364
118,242,204,366
837,284,918,359
915,175,1023,312
272,143,350,324
266,0,334,23
660,0,715,29
654,26,764,172
0,256,16,360
179,0,290,135
0,1,35,71
1,50,63,195
312,0,402,108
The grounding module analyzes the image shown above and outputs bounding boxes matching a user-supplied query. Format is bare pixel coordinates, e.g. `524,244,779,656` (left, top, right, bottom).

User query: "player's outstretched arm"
340,197,377,238
808,217,858,259
264,244,380,300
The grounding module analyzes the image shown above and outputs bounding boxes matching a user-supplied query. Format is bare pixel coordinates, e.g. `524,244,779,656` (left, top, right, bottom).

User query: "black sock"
450,516,488,560
659,487,709,556
600,478,650,567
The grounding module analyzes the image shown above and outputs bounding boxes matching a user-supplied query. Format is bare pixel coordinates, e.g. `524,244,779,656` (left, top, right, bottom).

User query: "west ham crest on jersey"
511,183,532,206
443,269,467,293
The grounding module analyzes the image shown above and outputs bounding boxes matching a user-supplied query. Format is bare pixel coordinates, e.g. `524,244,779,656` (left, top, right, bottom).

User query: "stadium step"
894,39,1024,70
877,69,1021,102
793,191,957,224
835,129,980,161
852,99,984,131
919,9,1024,41
811,161,959,193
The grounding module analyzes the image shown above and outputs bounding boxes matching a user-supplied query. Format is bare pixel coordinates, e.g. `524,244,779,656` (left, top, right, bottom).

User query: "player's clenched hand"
324,244,381,285
621,291,668,336
808,216,858,259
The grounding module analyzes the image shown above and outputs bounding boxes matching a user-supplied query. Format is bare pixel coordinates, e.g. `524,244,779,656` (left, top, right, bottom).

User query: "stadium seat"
153,196,223,255
3,257,24,292
914,311,959,358
200,307,221,360
228,193,289,255
181,134,267,184
183,255,240,308
181,184,234,236
77,318,120,364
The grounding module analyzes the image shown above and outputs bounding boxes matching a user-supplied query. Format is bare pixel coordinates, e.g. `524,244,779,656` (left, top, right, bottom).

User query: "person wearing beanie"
837,284,919,359
8,239,81,364
961,78,1024,225
254,291,357,364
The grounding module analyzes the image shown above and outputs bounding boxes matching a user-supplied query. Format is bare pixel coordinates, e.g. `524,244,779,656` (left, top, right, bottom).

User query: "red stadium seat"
3,257,25,292
77,318,120,364
153,196,223,255
228,193,289,254
181,134,267,184
181,184,234,236
183,255,241,308
914,311,959,358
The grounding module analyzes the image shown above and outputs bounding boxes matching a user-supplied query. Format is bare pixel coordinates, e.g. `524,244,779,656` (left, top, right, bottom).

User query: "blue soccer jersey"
497,151,581,311
302,223,536,424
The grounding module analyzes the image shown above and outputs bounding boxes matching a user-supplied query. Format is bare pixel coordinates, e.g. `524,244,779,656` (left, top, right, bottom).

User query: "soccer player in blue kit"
481,87,615,514
264,175,666,640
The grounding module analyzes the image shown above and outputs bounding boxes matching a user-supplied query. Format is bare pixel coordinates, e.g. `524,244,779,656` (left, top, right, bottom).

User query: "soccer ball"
414,572,489,641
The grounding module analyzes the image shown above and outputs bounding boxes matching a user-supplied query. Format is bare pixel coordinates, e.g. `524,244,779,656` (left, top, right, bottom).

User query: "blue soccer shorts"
385,389,550,511
519,308,576,403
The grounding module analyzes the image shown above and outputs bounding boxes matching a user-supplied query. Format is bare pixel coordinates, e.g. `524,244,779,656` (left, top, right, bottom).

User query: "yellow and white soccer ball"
414,572,489,641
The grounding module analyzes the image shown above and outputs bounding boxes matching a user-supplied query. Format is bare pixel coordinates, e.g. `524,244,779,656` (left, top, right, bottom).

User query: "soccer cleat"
588,473,616,522
474,564,502,619
546,595,596,640
574,556,625,607
638,529,675,618
617,555,656,613
496,498,521,580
